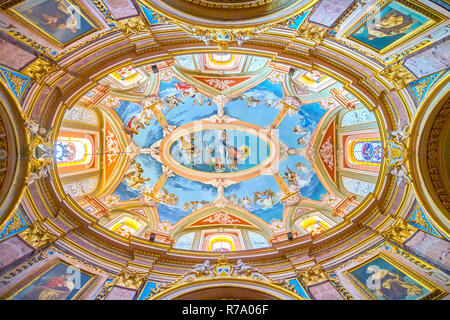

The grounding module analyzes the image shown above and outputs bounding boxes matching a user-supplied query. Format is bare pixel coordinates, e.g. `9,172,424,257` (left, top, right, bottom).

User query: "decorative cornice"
0,0,25,10
22,58,60,84
19,221,58,250
118,17,152,38
148,256,302,299
379,62,416,91
426,99,450,212
297,264,328,287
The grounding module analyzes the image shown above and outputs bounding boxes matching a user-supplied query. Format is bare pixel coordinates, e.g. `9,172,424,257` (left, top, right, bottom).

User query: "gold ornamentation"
19,221,58,249
118,17,152,38
90,0,117,26
379,62,416,91
95,277,116,300
0,116,7,190
181,0,275,9
0,211,27,240
326,273,354,300
426,99,450,211
115,268,148,290
22,58,60,84
148,256,302,299
382,217,417,245
297,264,328,287
0,0,25,10
296,21,327,45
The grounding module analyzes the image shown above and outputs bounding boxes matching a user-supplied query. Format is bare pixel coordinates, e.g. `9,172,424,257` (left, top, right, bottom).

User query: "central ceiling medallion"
159,120,282,184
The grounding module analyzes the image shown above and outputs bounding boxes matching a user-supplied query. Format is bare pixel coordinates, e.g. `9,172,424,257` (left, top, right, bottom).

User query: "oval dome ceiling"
54,52,383,249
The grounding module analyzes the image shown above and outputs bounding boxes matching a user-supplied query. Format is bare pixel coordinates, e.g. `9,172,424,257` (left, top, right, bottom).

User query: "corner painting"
9,262,93,300
11,0,97,46
347,255,441,300
347,1,438,53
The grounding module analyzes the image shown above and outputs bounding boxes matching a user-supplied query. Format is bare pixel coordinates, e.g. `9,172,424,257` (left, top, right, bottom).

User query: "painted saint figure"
365,266,423,300
21,273,75,300
363,9,418,40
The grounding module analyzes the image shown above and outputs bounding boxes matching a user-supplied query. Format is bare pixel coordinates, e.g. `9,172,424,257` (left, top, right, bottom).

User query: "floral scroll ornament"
384,121,411,187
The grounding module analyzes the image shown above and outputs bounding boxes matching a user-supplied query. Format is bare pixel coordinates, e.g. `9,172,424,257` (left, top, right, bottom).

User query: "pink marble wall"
0,39,36,70
404,230,450,272
102,0,138,20
308,281,343,300
106,286,137,300
0,236,34,271
404,40,450,78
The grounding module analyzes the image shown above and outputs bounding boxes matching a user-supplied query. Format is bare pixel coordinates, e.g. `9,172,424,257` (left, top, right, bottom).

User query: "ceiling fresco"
0,0,449,303
55,53,382,245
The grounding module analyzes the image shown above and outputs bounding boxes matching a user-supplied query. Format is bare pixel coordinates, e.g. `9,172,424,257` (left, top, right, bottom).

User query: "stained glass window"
111,218,141,238
54,137,93,167
351,139,382,165
299,216,330,236
208,235,235,252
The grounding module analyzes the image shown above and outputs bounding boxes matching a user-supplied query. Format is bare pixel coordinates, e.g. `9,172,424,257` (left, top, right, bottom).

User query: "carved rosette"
297,264,328,287
381,217,418,245
19,221,58,250
115,268,148,290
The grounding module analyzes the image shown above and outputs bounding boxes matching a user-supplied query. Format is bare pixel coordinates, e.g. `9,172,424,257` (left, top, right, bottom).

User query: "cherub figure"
234,259,258,276
190,260,213,277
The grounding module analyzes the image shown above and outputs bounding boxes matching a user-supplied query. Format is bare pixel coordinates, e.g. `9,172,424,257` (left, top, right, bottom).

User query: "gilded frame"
343,252,447,300
343,0,445,55
6,259,98,300
7,0,103,48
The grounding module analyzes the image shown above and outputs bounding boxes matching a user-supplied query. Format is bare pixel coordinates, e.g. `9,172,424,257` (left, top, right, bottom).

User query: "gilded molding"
0,116,7,191
426,99,450,212
148,256,302,299
0,0,25,10
326,273,354,300
181,0,275,9
115,267,148,290
118,17,152,38
19,221,58,250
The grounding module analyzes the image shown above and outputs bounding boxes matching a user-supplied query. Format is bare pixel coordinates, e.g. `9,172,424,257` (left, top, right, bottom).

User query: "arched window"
111,66,142,86
299,216,330,236
208,235,235,252
210,53,233,63
55,137,94,167
111,217,142,238
350,139,382,166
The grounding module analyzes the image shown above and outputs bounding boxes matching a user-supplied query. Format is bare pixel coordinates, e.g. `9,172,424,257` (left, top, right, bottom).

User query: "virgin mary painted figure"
365,9,417,40
365,266,423,300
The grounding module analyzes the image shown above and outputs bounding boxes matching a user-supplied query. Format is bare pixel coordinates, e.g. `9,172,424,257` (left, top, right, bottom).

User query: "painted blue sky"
109,72,330,225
